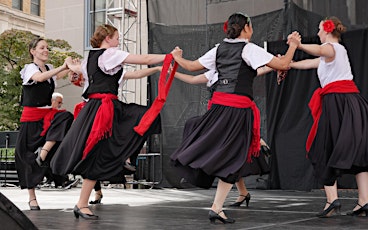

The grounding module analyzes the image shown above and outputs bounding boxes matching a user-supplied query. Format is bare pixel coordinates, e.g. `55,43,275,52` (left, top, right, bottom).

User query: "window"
12,0,23,10
31,0,40,16
85,0,106,49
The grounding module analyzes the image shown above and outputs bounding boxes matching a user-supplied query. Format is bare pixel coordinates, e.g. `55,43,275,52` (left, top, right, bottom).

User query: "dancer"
170,12,300,224
174,70,272,208
288,16,368,217
50,24,166,219
80,66,163,205
15,37,74,210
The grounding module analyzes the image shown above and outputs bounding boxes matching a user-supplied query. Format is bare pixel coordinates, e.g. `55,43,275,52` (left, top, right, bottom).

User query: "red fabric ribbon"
306,80,359,152
134,54,178,136
211,92,261,163
82,93,118,159
20,107,65,136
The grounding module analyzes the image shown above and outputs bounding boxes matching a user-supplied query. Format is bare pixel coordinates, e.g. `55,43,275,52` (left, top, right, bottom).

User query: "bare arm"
171,47,205,71
124,66,162,80
175,72,208,84
257,65,274,76
123,54,166,65
31,61,68,82
298,43,335,58
289,58,320,70
266,32,301,70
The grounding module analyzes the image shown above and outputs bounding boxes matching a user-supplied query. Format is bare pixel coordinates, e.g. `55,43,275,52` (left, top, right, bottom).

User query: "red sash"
83,93,118,159
134,54,178,135
211,92,261,163
20,107,65,136
306,80,359,152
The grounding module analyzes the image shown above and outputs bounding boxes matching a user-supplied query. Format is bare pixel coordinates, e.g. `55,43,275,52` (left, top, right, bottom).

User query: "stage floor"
1,186,367,230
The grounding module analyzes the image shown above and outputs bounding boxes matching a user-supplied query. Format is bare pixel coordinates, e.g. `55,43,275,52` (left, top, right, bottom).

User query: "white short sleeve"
98,47,130,75
242,43,274,70
20,63,56,85
198,45,219,70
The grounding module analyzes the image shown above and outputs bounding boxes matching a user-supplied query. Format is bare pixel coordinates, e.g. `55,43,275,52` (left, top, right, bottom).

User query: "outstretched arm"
265,31,301,70
123,54,166,65
31,59,69,82
289,58,320,70
174,72,208,84
171,47,205,72
257,65,274,76
298,43,335,58
124,66,162,80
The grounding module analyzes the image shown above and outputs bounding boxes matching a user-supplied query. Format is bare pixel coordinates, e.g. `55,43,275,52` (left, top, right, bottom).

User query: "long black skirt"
15,111,74,189
308,93,368,185
50,99,161,180
170,104,255,189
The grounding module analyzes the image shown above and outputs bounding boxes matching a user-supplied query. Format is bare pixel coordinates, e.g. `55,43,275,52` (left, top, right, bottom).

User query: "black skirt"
170,103,259,188
15,111,74,189
308,93,368,185
50,99,161,180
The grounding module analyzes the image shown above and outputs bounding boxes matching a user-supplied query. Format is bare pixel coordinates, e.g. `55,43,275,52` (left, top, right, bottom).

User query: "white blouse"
81,47,130,93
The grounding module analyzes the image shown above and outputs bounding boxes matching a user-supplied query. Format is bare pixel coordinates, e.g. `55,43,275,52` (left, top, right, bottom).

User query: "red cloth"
306,80,359,152
20,106,65,136
73,101,87,119
83,93,118,159
134,54,178,136
211,92,261,163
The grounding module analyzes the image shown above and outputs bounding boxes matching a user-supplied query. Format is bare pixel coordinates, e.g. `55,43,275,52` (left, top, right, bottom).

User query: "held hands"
171,46,183,60
287,31,301,48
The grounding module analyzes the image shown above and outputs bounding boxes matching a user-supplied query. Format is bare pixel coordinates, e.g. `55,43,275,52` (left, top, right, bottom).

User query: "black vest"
21,64,55,107
215,41,257,99
82,49,123,99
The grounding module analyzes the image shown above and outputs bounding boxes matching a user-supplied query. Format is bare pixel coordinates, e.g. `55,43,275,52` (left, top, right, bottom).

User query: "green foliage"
0,29,82,131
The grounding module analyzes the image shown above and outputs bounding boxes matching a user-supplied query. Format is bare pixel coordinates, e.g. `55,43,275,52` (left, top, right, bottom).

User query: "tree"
0,29,82,131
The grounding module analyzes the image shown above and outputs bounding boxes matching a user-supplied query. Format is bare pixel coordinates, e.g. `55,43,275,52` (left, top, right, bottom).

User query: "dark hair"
29,37,45,59
90,24,118,48
226,12,251,39
325,16,346,41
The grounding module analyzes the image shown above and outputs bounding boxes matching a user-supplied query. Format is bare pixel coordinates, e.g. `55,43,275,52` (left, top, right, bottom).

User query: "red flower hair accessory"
323,20,335,33
223,20,228,33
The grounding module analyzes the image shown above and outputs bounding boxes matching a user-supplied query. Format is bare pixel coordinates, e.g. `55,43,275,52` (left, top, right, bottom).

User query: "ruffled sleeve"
98,47,130,75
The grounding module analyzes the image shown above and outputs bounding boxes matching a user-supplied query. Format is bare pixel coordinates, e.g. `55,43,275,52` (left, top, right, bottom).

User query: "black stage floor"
17,188,368,230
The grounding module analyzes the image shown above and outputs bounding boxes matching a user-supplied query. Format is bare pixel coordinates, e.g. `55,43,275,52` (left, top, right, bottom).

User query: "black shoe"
229,193,251,207
123,162,136,172
347,203,368,217
34,147,48,167
208,210,235,224
316,199,341,218
28,199,40,211
73,205,98,220
89,193,103,204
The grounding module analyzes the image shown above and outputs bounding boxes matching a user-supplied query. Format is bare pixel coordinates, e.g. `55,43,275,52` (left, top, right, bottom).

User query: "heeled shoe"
73,205,98,220
28,199,40,211
347,203,368,217
89,194,103,204
229,193,251,207
208,210,235,224
316,199,341,218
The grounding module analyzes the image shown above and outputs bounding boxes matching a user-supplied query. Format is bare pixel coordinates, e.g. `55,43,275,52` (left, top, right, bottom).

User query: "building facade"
0,0,45,35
